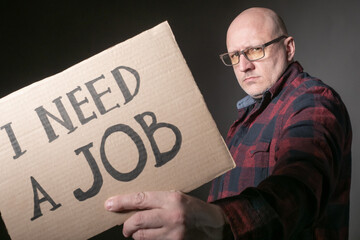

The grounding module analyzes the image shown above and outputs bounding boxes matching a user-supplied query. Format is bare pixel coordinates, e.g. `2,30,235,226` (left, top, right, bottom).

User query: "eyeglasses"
219,35,288,66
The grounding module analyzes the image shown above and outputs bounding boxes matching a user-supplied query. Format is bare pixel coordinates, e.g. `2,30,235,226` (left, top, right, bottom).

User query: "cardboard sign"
0,22,235,240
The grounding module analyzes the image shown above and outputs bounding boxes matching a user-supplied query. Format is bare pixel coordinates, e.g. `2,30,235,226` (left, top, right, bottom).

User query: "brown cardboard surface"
0,22,235,240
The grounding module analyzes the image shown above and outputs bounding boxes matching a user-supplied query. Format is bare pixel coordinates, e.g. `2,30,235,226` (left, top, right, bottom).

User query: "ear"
284,36,295,62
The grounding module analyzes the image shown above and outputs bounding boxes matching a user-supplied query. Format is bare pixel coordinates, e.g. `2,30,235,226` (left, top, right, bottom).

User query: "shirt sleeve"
213,86,351,239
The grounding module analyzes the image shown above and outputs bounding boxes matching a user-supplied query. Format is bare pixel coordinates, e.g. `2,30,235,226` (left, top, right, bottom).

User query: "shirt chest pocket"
246,120,276,168
250,141,271,164
249,140,273,186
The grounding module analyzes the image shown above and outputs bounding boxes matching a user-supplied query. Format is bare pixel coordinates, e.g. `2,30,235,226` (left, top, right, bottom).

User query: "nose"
237,54,255,72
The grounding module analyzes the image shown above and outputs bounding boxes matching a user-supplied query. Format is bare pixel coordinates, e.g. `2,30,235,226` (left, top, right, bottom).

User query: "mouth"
243,76,259,82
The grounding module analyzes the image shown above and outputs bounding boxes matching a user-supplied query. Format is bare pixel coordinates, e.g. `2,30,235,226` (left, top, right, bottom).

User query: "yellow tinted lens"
245,47,264,60
229,52,239,65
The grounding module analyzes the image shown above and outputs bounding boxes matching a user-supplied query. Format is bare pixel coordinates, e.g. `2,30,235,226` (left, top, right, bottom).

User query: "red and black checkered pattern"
208,62,352,240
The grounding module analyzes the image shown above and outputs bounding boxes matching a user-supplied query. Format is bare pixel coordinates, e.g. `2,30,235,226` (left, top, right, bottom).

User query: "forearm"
213,175,317,239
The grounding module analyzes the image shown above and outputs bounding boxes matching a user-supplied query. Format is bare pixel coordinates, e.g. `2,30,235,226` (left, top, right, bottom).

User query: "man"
104,7,352,239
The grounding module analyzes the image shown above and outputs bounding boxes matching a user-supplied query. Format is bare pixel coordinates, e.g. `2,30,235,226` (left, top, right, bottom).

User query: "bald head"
227,8,288,46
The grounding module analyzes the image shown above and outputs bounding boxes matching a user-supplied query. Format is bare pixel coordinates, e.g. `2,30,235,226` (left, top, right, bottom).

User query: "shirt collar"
236,61,303,110
236,95,256,110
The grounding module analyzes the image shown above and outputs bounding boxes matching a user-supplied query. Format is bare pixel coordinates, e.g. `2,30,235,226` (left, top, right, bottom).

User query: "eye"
245,47,264,60
228,51,240,64
248,47,262,53
230,51,239,58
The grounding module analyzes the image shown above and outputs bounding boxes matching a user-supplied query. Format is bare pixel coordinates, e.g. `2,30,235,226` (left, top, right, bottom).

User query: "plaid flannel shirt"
208,62,352,240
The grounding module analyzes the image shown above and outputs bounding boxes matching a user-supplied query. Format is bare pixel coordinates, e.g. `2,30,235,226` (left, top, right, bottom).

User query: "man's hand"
104,191,227,240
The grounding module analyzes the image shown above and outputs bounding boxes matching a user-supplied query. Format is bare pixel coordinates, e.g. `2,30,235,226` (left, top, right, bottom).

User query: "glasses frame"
219,35,288,66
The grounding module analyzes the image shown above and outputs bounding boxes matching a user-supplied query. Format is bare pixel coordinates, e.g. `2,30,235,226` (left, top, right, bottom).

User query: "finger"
105,191,171,212
123,209,164,237
131,228,166,240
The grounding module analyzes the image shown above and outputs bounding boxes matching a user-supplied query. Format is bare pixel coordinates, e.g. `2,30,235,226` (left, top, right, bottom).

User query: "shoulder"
280,72,351,136
285,72,344,111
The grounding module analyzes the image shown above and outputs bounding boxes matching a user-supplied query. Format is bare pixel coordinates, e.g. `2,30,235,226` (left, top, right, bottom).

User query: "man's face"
227,21,290,99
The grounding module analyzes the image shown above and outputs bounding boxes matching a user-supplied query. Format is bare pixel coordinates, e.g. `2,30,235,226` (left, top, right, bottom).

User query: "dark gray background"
1,1,359,239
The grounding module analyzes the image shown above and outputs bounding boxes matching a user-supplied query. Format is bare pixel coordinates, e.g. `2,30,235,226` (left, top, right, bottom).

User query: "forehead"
226,28,271,52
226,13,275,51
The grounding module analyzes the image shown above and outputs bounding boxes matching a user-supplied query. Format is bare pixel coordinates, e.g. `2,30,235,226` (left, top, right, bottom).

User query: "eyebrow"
229,43,260,53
